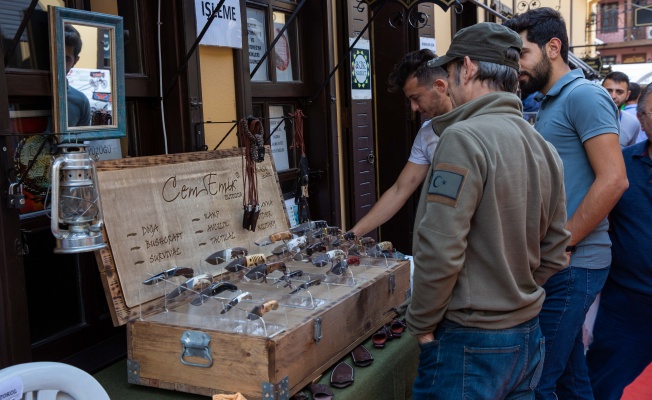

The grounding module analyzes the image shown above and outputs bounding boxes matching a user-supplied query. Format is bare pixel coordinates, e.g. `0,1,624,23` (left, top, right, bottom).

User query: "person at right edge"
504,8,628,400
586,85,652,400
405,22,569,399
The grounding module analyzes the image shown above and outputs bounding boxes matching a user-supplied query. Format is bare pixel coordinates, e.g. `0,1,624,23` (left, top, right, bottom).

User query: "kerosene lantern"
50,143,107,253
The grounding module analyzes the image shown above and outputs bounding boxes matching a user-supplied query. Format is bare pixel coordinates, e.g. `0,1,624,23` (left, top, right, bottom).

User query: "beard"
519,53,552,98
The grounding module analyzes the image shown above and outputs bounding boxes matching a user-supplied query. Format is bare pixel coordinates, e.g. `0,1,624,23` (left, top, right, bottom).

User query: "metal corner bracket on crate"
127,359,141,384
262,376,289,400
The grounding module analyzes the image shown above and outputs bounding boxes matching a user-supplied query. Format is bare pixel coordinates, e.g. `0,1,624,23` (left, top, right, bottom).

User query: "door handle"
367,152,375,164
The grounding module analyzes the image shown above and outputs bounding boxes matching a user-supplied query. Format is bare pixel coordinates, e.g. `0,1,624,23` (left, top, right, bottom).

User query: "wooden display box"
94,149,411,399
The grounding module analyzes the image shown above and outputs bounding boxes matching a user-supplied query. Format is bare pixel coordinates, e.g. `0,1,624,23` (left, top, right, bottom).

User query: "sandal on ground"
350,344,374,367
389,318,406,338
372,325,390,348
309,383,334,400
330,361,354,388
291,390,309,400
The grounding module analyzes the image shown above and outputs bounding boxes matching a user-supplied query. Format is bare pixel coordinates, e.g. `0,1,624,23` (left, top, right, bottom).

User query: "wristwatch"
565,245,577,253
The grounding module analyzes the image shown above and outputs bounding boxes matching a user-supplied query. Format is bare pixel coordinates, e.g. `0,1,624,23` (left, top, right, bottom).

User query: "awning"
607,63,652,85
568,53,601,80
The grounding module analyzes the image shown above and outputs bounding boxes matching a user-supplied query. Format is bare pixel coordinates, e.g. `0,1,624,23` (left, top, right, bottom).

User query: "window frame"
246,0,308,98
599,3,619,34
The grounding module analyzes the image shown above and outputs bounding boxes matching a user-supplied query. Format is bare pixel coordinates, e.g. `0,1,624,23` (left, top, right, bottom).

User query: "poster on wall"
420,37,436,53
269,106,290,171
247,8,268,81
67,67,113,126
195,0,242,48
350,38,372,100
273,12,294,82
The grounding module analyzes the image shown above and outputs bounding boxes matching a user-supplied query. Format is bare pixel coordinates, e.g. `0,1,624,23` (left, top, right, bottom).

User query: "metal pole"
163,0,226,101
3,0,39,68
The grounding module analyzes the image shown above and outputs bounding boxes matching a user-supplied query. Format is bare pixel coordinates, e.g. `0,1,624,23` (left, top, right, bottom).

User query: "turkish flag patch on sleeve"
427,163,468,207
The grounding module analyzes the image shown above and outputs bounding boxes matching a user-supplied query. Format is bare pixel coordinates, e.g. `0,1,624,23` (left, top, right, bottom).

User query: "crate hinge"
127,359,140,384
262,376,289,400
313,317,323,343
389,272,396,293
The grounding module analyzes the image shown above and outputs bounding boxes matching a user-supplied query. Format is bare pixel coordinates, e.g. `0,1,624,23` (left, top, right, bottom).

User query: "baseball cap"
428,22,522,71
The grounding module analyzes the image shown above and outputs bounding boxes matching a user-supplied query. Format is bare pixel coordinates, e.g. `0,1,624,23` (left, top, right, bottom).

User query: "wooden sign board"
96,148,289,310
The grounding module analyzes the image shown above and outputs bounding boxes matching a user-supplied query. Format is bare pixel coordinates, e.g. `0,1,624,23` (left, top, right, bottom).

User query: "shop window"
623,53,647,63
246,0,309,195
247,7,269,81
0,1,64,70
599,3,618,33
601,55,616,66
272,11,300,82
251,102,297,174
246,7,301,83
117,0,144,74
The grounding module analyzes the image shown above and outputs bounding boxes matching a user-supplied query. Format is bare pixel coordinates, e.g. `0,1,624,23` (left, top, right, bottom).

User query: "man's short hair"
603,71,630,87
64,24,83,58
503,7,569,64
637,84,652,114
449,46,521,94
627,82,641,102
387,49,446,93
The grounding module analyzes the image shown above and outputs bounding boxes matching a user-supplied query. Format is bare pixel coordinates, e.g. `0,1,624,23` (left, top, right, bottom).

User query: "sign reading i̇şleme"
350,38,372,100
195,0,242,48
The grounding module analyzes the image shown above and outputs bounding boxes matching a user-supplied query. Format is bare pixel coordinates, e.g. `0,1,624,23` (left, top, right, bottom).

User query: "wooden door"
371,2,415,252
343,0,377,237
0,44,31,367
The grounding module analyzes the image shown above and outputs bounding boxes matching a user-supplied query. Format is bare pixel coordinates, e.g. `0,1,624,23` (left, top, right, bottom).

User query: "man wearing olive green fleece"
405,23,570,399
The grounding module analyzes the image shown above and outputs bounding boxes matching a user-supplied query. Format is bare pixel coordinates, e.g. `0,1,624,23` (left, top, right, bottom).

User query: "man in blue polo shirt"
504,8,628,400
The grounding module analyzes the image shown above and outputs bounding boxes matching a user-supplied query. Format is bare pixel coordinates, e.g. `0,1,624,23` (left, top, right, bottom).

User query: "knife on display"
244,261,287,282
329,259,348,275
326,235,341,248
220,292,253,314
289,220,328,236
288,279,322,295
347,237,376,255
205,247,248,266
246,300,279,320
276,269,304,287
142,267,195,285
254,230,294,246
304,241,326,256
311,226,341,239
367,241,393,257
190,281,238,306
342,231,356,241
224,254,267,272
165,274,213,300
311,249,346,267
291,240,326,262
271,235,308,257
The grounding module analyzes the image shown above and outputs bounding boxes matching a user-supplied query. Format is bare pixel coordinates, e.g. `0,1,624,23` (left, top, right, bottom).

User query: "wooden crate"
94,149,411,399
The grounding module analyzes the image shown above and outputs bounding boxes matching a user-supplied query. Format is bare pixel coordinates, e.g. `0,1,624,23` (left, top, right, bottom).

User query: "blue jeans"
412,318,545,400
587,280,652,400
535,266,609,400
